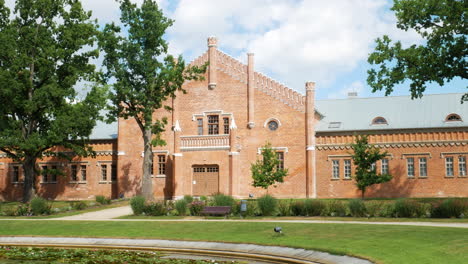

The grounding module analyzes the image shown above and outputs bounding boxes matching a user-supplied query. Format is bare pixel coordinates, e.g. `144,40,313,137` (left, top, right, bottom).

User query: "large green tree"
0,0,105,202
99,0,205,200
351,135,392,198
251,143,288,190
368,0,467,101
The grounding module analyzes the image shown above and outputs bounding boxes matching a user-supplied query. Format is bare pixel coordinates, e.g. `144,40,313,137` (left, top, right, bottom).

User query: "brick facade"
0,37,466,200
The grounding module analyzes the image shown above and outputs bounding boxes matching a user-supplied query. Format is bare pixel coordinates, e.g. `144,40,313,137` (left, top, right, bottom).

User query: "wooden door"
193,165,219,196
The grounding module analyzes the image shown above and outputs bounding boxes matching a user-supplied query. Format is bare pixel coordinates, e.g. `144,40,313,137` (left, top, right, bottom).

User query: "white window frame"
445,157,454,177
459,156,466,177
344,159,351,179
332,160,340,179
419,157,427,178
381,159,389,174
407,158,415,178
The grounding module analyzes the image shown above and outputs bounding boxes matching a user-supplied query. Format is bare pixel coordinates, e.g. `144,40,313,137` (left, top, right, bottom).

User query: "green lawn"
0,220,466,264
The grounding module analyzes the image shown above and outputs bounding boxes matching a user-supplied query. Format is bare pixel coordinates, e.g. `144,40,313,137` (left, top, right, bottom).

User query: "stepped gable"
189,49,306,113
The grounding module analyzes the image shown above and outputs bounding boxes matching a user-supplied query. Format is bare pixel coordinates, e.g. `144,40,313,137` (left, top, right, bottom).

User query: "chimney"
207,36,218,90
347,91,358,98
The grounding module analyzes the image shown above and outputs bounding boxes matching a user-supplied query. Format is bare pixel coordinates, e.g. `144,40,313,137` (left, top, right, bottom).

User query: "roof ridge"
215,49,305,113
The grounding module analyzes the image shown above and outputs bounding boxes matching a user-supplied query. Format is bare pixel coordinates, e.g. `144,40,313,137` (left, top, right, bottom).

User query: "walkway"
2,205,467,228
0,236,373,264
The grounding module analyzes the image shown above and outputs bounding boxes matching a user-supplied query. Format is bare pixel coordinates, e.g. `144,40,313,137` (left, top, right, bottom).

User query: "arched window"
372,117,388,125
445,113,462,122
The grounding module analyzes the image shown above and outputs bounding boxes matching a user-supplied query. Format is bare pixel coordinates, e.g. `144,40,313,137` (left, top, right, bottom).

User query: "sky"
4,0,467,100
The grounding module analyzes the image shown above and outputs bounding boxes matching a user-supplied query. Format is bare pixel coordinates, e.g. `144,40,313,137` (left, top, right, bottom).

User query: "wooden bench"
201,206,231,218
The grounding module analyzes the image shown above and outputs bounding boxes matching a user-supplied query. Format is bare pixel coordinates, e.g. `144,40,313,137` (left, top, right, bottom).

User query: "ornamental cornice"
316,140,468,151
0,151,117,158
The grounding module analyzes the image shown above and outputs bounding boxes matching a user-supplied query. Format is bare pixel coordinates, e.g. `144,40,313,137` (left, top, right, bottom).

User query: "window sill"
331,178,340,181
343,178,352,181
407,176,415,179
40,182,57,184
418,176,428,179
99,181,112,184
69,181,87,184
444,176,454,178
152,175,166,178
458,175,467,178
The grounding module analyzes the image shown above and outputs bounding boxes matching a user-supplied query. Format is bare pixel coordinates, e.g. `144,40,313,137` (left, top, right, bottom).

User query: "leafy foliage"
251,143,288,189
257,194,277,216
30,197,51,215
367,0,467,101
211,193,235,207
98,0,206,199
95,195,111,205
351,135,392,198
348,199,367,217
130,196,146,215
0,0,105,202
174,199,188,216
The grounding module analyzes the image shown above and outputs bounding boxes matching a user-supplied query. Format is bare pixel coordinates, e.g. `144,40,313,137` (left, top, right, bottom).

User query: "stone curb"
0,237,373,264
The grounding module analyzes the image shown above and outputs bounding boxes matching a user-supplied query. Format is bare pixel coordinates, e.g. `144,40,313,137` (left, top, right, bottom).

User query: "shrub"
291,200,305,216
365,201,384,217
71,201,87,211
30,197,51,215
183,195,194,204
257,194,277,216
95,195,111,205
130,196,146,215
394,199,424,218
212,193,235,207
304,199,325,216
143,202,166,216
432,199,468,218
278,199,292,216
15,204,30,216
175,199,188,216
189,200,205,216
379,202,395,217
348,199,366,217
199,196,207,201
323,200,346,217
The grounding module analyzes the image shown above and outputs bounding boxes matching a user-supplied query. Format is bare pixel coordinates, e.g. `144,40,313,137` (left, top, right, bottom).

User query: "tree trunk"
22,156,37,203
361,189,365,199
141,127,154,201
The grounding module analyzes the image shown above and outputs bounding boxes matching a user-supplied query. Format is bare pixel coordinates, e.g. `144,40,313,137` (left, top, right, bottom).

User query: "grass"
0,200,129,219
0,220,466,264
117,214,468,222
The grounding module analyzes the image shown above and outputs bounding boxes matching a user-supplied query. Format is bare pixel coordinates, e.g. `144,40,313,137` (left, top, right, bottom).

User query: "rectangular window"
344,159,351,179
101,164,107,181
71,165,78,181
42,165,48,183
419,157,427,177
12,166,20,182
51,165,57,182
111,164,117,181
445,157,454,177
223,117,230,134
381,159,389,174
158,155,166,175
208,115,219,135
459,156,466,177
80,165,87,181
407,158,414,178
197,118,203,135
332,160,340,179
276,152,285,170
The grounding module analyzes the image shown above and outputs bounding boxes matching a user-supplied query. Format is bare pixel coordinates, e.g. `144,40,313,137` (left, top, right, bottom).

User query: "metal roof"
315,93,468,133
89,120,118,140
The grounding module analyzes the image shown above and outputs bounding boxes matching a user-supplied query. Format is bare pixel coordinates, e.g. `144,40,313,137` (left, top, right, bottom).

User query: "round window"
268,120,279,131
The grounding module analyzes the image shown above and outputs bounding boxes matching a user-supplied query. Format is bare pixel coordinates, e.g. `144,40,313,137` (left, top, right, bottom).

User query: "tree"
98,0,205,200
251,143,288,190
0,0,105,202
350,135,392,198
367,0,467,102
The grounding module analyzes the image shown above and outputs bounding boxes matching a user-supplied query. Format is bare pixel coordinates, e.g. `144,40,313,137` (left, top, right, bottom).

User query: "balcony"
180,135,230,151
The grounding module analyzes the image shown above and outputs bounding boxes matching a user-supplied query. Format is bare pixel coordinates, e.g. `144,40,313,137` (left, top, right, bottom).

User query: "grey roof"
89,120,118,140
315,93,468,133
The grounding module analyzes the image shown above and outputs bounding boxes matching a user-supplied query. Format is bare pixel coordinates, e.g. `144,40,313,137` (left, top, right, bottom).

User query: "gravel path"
58,205,133,220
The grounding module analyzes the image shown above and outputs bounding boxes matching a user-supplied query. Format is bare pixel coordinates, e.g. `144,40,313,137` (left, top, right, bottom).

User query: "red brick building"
1,37,467,200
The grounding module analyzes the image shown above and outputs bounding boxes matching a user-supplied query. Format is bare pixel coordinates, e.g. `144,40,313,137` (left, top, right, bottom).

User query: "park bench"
201,206,231,218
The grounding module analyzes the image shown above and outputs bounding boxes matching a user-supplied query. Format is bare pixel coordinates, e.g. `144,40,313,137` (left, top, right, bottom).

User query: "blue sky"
5,0,466,100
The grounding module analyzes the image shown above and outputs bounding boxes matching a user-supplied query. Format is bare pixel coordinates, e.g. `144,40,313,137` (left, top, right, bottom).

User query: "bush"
378,202,395,217
304,199,325,216
95,195,111,205
394,199,424,218
15,204,30,216
183,195,194,204
278,199,292,216
175,199,188,216
291,200,305,216
189,200,205,216
257,194,277,216
71,201,87,211
143,202,166,216
30,197,51,215
212,193,235,207
323,200,347,217
348,199,366,217
365,201,384,217
432,199,468,218
130,196,146,215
